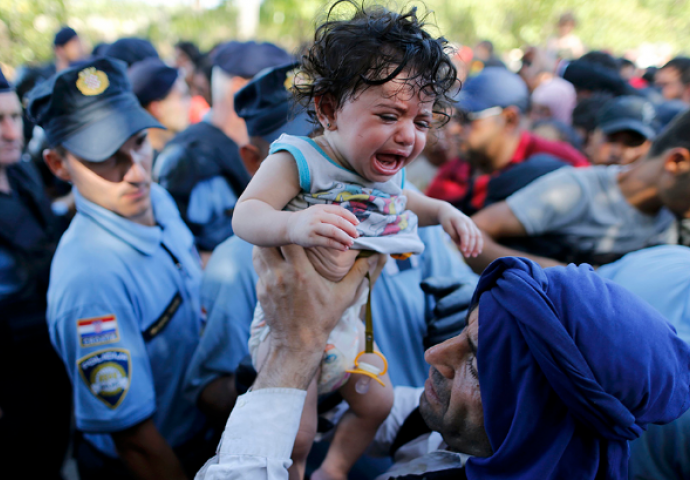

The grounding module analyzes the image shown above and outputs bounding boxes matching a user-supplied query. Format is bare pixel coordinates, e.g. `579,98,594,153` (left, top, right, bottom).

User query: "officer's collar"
73,185,167,255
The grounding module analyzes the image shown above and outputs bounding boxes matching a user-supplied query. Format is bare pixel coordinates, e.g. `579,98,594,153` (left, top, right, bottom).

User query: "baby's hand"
287,204,360,251
439,204,483,257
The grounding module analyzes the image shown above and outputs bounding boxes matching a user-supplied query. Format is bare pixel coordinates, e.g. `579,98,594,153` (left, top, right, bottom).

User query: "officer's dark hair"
175,41,202,66
579,51,619,72
572,92,612,134
294,0,458,126
648,108,690,158
661,57,690,86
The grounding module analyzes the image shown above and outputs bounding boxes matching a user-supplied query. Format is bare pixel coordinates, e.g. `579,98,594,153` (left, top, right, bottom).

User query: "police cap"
104,37,159,67
212,41,294,79
235,62,312,142
128,58,179,107
27,57,163,162
54,26,78,47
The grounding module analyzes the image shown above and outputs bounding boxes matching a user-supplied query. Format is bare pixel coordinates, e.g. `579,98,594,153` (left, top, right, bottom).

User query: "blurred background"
2,0,689,76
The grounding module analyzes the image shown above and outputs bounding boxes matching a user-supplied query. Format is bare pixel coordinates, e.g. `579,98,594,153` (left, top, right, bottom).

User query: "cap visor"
261,112,313,144
600,119,656,140
62,106,164,162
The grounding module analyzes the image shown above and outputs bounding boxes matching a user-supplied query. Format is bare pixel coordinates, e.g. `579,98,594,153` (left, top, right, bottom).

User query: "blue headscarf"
465,258,690,479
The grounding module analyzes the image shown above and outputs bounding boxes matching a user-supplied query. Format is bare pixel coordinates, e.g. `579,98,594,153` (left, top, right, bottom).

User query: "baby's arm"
233,152,360,250
404,188,483,257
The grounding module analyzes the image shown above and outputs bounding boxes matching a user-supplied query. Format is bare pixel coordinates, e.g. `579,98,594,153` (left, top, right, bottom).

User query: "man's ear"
239,143,262,176
502,106,521,130
314,94,337,130
43,149,72,183
663,147,690,176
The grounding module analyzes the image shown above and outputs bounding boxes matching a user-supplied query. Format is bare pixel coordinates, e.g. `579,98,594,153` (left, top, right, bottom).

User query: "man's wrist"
253,343,324,391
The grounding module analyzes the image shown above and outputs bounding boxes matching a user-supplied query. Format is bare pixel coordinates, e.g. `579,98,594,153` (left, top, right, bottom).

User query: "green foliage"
2,0,690,73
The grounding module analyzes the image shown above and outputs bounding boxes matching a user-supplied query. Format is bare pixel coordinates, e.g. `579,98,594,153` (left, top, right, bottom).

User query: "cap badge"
76,67,109,96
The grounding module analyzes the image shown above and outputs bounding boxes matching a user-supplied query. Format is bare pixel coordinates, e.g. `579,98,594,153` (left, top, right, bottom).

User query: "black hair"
175,41,202,66
661,56,690,86
572,92,613,134
648,108,690,158
477,40,494,55
619,58,635,69
579,51,619,72
294,0,458,126
642,66,657,84
195,54,214,84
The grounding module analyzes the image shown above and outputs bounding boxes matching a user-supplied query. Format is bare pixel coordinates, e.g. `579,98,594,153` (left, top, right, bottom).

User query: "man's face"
0,92,23,167
656,67,686,101
586,128,651,166
420,308,492,457
456,108,506,173
151,81,190,134
62,131,154,225
58,37,86,64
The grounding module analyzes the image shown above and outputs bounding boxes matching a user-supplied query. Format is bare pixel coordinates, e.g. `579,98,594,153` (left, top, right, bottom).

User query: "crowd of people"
1,2,690,479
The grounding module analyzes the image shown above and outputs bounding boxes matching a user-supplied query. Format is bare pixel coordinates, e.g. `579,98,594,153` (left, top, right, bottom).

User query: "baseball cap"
234,62,313,143
128,58,179,107
54,26,78,47
104,38,159,67
0,66,11,93
27,57,163,162
455,67,529,113
597,96,659,140
212,41,294,79
655,100,688,130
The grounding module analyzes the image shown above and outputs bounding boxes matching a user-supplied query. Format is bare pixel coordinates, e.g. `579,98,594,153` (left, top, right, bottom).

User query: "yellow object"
346,350,388,387
76,67,109,96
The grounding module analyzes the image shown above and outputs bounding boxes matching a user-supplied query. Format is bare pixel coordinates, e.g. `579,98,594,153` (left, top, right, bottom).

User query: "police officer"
154,41,293,262
128,58,190,156
0,65,71,480
28,57,212,480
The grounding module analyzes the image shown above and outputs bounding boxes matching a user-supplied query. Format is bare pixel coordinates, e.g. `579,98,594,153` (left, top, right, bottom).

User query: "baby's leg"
255,337,318,480
312,348,394,480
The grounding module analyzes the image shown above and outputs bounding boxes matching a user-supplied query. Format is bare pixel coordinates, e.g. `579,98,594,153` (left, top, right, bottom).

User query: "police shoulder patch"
77,314,119,347
77,348,131,409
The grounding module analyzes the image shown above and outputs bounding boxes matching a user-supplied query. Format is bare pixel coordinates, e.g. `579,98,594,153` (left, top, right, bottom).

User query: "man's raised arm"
195,245,379,480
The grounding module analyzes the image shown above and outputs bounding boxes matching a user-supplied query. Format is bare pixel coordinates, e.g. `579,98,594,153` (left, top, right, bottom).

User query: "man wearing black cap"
28,57,212,480
128,58,190,155
427,68,588,216
154,41,293,261
54,26,86,72
585,96,658,166
104,37,159,68
0,65,71,480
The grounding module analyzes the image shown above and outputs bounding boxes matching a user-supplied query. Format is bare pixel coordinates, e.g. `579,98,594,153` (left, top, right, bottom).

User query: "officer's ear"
239,143,262,176
314,94,337,131
43,148,72,183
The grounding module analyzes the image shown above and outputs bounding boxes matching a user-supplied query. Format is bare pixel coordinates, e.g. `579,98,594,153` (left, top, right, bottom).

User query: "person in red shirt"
427,67,589,215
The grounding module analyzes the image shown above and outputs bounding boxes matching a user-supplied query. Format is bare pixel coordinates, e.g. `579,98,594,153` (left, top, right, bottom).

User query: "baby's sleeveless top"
270,134,424,255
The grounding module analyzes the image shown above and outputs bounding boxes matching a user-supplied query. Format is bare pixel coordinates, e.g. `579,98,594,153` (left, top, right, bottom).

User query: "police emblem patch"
77,314,119,347
77,349,131,409
76,67,109,96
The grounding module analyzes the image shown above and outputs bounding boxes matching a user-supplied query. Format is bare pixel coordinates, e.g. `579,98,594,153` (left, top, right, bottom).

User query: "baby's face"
329,77,434,183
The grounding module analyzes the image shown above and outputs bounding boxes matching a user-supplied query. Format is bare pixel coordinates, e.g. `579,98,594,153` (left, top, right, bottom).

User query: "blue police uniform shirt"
184,225,478,402
47,183,206,458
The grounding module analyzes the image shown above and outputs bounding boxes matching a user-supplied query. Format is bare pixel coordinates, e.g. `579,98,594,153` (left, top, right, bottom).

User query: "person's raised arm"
404,188,483,258
113,418,188,480
195,246,383,480
466,201,565,273
232,152,359,250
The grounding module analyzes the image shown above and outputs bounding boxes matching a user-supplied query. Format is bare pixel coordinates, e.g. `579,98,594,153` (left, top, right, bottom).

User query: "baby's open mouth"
373,152,405,176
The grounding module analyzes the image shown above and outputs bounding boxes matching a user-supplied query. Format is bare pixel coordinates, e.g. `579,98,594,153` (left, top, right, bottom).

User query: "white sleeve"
195,388,306,480
366,386,424,457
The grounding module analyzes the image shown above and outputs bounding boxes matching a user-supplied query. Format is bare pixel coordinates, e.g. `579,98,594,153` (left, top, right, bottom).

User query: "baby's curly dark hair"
293,0,458,126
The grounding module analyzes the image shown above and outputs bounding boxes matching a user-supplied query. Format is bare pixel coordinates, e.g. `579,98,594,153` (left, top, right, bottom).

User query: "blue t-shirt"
47,184,206,457
184,225,478,402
